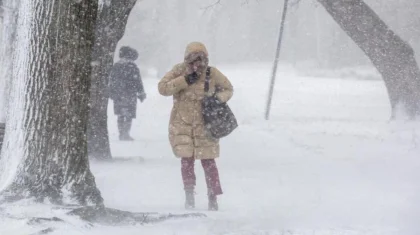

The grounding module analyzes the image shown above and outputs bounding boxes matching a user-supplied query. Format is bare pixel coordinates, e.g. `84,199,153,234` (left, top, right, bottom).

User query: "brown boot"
208,193,218,211
185,190,195,210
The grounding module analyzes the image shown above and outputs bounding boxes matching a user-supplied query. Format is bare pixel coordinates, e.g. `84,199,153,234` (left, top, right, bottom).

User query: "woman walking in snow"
158,42,233,211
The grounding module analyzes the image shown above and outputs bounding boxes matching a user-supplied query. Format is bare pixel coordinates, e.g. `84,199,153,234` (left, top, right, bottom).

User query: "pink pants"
181,158,223,196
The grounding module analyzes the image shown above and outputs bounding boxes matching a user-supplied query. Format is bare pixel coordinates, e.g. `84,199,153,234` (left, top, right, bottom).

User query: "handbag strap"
204,67,211,93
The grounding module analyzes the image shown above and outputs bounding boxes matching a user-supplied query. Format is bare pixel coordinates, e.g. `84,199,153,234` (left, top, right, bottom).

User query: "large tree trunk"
0,0,103,205
88,0,137,161
317,0,420,119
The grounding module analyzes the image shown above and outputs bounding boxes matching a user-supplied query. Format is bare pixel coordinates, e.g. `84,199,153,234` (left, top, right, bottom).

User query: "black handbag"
202,67,238,139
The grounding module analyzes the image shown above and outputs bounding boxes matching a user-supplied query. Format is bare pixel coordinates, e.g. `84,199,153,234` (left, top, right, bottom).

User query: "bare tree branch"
201,0,221,11
290,0,302,7
203,0,298,9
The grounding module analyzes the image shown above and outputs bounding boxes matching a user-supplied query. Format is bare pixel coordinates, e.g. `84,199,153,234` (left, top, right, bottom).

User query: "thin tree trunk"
1,0,103,205
265,0,289,120
317,0,420,118
88,0,137,161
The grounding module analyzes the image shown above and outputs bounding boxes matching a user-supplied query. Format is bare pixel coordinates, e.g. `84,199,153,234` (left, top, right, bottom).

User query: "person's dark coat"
109,47,145,119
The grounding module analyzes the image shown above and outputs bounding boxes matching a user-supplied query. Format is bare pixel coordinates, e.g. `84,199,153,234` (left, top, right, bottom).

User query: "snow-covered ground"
1,64,420,235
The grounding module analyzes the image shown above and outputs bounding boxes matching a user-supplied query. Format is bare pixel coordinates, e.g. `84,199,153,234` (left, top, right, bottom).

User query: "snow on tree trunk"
88,0,137,161
317,0,420,119
0,0,19,149
0,0,103,205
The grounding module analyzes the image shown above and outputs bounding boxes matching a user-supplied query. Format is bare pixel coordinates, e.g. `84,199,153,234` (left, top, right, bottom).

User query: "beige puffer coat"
158,42,233,159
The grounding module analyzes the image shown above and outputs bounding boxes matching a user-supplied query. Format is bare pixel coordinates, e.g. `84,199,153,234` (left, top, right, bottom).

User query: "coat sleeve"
158,64,189,96
212,67,233,103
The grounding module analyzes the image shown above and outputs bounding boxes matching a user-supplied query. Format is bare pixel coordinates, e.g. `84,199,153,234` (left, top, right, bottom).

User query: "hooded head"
184,42,208,75
119,46,139,60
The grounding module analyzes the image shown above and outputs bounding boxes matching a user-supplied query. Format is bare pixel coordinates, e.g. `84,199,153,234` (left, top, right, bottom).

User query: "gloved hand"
185,72,199,85
138,92,147,102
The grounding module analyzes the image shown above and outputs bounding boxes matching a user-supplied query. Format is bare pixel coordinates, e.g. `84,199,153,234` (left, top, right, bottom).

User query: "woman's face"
186,53,207,75
189,58,203,72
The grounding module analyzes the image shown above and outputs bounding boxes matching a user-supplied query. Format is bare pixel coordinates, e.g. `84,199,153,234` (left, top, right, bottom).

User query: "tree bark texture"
318,0,420,118
88,0,137,160
1,0,103,205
